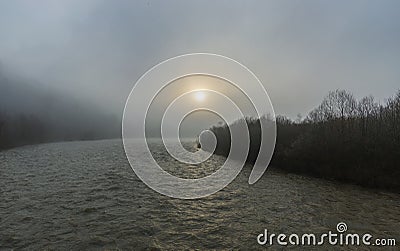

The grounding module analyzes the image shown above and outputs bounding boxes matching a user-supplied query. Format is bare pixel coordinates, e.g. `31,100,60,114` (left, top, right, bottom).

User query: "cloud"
0,0,399,118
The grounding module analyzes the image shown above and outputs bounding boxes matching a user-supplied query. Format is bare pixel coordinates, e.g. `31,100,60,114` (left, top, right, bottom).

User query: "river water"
0,139,399,250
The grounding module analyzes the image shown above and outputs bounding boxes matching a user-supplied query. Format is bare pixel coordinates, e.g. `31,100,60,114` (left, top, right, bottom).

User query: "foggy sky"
1,0,400,119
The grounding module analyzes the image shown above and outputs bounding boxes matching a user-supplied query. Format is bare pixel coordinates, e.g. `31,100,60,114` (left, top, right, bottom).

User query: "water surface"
1,139,399,250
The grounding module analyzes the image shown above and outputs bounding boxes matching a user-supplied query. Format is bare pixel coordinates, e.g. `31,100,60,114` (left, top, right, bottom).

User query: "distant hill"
0,68,120,150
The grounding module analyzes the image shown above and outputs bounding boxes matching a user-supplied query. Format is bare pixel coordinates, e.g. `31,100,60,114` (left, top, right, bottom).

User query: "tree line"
0,112,120,150
208,89,400,191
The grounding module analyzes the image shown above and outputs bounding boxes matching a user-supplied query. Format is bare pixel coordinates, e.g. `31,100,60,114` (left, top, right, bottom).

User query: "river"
0,139,399,250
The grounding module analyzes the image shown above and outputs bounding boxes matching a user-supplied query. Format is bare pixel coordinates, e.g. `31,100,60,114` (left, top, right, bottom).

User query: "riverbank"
208,90,400,193
3,137,399,194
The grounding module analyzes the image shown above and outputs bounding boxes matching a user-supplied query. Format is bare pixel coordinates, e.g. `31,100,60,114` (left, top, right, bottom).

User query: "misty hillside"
0,68,120,150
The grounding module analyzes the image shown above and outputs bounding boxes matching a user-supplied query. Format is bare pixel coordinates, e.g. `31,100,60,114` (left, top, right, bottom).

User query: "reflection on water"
0,139,399,250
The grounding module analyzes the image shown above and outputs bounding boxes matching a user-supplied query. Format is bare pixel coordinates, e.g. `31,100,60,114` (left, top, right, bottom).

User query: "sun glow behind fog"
194,91,206,102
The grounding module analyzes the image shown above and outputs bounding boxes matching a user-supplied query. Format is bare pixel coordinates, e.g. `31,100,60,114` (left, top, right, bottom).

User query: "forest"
0,69,120,150
208,89,400,191
0,112,119,150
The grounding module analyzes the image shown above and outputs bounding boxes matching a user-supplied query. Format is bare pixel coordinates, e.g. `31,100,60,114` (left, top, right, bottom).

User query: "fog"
0,68,119,149
1,0,400,143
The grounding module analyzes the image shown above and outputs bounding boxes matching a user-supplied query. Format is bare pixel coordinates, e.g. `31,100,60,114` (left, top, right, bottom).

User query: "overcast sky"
1,0,400,119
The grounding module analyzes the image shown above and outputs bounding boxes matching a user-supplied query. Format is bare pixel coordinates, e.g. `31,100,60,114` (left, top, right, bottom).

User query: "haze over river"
1,139,399,250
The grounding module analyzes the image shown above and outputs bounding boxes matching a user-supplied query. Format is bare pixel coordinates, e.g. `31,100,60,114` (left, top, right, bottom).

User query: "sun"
194,91,206,102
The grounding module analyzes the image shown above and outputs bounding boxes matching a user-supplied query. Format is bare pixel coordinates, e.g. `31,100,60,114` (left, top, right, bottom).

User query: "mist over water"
1,139,399,250
0,68,120,149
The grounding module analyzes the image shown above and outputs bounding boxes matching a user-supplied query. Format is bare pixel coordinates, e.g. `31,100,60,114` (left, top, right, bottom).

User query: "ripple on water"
0,139,399,250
